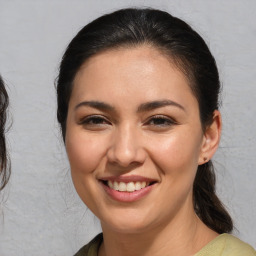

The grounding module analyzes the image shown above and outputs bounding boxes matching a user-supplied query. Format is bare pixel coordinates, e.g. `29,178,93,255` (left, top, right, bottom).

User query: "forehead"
77,45,185,79
71,45,197,109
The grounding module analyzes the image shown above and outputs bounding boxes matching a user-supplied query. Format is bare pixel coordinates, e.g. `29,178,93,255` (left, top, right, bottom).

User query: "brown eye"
79,115,111,129
145,115,176,127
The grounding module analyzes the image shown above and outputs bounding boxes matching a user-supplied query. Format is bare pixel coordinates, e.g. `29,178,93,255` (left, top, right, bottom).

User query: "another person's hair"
56,8,233,233
0,75,10,190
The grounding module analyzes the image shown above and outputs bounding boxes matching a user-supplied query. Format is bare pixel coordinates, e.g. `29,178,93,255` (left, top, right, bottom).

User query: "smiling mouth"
101,180,156,192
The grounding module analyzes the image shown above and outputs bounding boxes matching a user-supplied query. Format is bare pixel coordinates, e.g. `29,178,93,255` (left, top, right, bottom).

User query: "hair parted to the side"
56,8,233,233
0,75,10,191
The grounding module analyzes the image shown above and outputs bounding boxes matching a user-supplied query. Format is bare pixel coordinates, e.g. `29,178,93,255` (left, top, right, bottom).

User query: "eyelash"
144,115,177,127
79,115,111,126
79,114,177,129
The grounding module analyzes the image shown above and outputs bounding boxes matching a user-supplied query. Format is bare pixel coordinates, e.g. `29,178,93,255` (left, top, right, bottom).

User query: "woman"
0,75,9,191
56,8,256,256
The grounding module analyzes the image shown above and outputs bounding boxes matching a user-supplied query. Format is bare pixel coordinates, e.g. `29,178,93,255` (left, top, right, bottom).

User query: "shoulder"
223,234,256,255
74,233,103,256
196,234,256,256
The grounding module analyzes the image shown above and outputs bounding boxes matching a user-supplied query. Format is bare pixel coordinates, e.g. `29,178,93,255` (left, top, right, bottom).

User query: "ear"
198,110,222,165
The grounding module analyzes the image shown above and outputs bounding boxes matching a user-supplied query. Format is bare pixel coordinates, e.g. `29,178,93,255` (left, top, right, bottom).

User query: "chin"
100,209,156,234
104,221,151,234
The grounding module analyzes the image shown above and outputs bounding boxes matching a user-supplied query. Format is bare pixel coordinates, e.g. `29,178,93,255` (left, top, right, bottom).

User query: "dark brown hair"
56,8,233,233
0,75,10,190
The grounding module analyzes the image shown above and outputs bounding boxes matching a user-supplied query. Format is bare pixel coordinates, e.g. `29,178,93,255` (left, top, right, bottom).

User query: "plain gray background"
0,1,255,255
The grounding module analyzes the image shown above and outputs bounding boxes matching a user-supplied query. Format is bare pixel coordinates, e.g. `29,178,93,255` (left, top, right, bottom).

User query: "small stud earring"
203,157,208,162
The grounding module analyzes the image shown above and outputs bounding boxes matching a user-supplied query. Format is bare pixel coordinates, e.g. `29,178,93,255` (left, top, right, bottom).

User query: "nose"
106,123,146,168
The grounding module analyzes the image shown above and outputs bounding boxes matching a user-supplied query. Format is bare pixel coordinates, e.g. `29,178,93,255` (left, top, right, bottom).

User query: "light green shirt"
74,233,256,256
195,233,256,256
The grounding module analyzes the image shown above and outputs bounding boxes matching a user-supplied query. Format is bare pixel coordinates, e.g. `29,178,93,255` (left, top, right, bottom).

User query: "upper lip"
99,175,157,183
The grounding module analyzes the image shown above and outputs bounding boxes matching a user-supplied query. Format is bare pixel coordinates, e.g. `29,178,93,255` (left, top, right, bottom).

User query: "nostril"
107,146,147,168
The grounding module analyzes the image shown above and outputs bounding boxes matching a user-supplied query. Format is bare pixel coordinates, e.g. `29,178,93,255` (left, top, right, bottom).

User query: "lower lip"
101,182,155,202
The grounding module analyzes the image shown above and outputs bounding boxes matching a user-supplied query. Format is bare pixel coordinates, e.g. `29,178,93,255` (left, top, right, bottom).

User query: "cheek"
147,130,202,176
65,131,108,211
65,131,107,175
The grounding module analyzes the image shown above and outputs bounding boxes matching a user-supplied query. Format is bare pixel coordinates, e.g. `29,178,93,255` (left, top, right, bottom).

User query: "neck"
99,204,218,256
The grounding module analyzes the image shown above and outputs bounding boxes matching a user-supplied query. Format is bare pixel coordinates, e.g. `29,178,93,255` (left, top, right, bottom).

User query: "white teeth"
107,181,150,192
119,182,126,191
141,181,146,188
108,180,113,188
127,182,135,192
135,182,142,190
113,181,119,190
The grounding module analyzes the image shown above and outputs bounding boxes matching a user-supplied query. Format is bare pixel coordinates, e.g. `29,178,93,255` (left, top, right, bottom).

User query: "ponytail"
193,161,233,233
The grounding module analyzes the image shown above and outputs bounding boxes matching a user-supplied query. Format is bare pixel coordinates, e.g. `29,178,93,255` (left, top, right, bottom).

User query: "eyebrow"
137,100,185,112
75,99,185,113
75,101,115,112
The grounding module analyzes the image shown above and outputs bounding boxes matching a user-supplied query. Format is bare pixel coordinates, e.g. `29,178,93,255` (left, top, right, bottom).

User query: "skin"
65,45,221,256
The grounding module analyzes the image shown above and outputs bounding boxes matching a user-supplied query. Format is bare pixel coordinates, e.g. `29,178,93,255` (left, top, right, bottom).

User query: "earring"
203,157,208,162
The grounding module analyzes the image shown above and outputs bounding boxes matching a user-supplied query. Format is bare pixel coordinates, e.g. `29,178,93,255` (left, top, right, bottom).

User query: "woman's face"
65,46,210,233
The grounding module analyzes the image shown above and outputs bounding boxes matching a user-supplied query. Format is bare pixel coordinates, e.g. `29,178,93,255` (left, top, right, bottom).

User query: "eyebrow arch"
138,100,185,112
75,101,115,112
